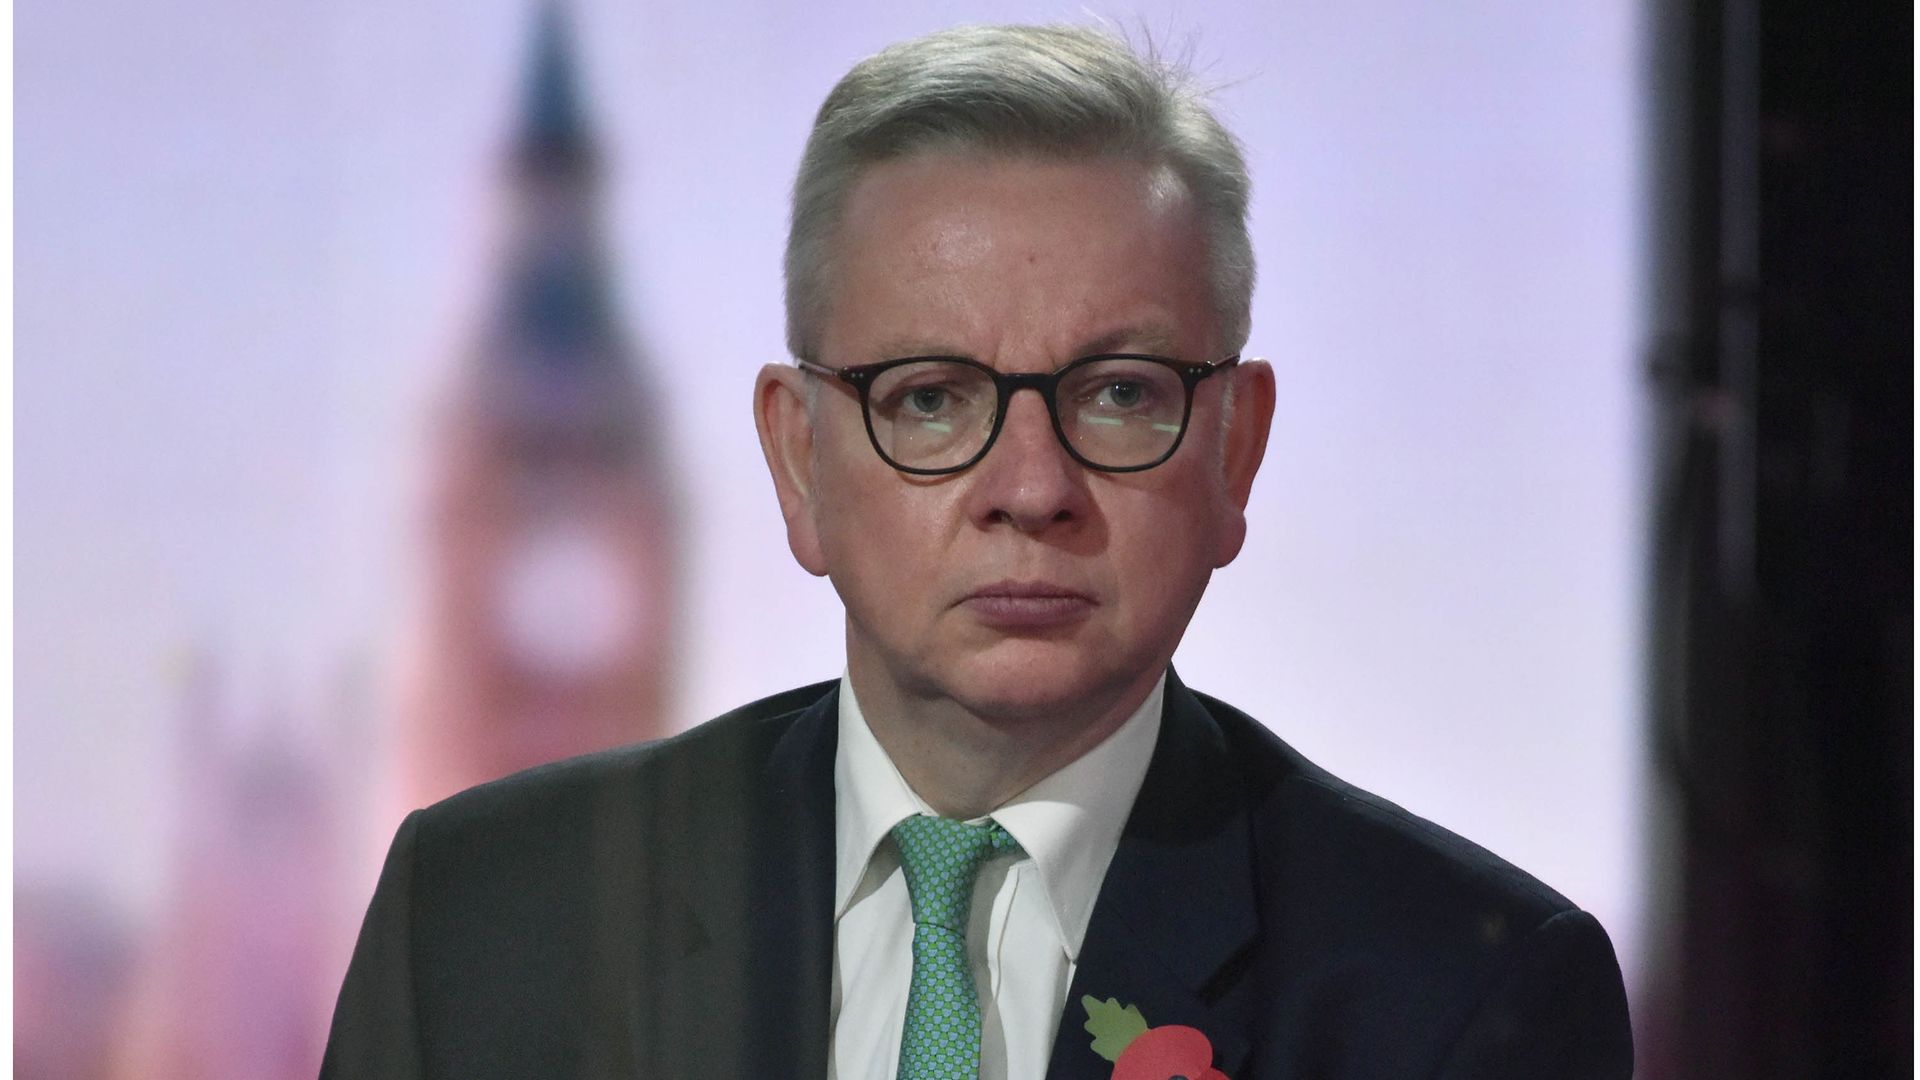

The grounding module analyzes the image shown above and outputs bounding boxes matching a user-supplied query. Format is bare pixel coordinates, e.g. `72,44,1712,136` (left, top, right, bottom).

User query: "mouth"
959,580,1097,630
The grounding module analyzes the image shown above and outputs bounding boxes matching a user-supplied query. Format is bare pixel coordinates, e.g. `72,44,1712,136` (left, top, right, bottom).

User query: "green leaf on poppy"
1082,995,1149,1062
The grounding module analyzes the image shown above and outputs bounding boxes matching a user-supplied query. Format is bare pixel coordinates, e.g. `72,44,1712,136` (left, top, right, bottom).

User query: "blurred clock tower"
398,3,677,809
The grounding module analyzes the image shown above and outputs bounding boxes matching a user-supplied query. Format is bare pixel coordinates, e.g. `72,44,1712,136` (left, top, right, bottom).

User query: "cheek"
814,461,958,602
811,421,886,538
1103,472,1229,594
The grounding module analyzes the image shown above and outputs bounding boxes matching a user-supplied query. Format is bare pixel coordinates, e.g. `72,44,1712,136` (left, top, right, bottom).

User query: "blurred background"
13,0,1907,1077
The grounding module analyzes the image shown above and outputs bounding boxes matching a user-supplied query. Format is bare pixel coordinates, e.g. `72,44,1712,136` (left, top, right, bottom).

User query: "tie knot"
890,816,1021,932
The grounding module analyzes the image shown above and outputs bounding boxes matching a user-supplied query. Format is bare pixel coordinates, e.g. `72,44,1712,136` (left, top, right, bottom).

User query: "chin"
924,640,1134,723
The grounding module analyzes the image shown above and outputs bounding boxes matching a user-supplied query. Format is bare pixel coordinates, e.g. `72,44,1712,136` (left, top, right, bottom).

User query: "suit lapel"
616,687,839,1077
743,688,840,1075
616,675,1255,1078
1045,672,1257,1080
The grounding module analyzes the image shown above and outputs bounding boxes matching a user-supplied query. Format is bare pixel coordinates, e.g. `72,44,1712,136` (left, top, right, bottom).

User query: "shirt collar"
832,675,934,922
831,671,1165,961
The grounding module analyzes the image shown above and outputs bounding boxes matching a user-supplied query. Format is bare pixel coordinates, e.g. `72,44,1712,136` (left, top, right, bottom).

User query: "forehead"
822,151,1214,362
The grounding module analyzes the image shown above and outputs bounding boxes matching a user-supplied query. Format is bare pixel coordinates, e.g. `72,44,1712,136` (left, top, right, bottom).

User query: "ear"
1211,358,1277,568
754,364,830,576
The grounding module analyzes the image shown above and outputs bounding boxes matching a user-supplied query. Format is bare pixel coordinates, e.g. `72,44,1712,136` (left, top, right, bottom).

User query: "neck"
848,652,1163,820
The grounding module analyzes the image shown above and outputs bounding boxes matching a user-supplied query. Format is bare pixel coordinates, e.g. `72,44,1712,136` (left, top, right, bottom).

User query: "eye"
1097,380,1149,409
868,360,993,428
905,386,950,415
873,374,975,421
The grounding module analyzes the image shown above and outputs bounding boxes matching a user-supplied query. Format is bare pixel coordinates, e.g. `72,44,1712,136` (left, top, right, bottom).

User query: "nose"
964,387,1090,533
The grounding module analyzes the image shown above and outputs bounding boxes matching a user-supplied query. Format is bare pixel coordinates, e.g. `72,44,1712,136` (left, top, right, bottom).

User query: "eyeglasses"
796,353,1240,475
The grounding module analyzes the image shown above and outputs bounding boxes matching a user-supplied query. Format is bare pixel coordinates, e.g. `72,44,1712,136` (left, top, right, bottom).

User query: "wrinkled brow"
861,325,1185,365
1074,324,1183,357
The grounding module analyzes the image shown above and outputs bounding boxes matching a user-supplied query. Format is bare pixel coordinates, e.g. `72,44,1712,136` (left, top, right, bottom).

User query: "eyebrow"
1075,325,1182,357
868,338,965,361
866,325,1185,364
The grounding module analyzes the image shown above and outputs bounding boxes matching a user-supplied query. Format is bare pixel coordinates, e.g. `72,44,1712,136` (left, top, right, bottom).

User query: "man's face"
757,152,1272,725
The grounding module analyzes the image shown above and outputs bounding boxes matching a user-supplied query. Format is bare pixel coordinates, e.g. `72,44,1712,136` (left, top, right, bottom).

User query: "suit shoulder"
1194,690,1577,925
417,679,838,835
1186,690,1630,1076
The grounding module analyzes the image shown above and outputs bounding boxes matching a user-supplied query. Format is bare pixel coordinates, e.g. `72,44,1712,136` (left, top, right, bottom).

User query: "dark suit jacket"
321,672,1633,1079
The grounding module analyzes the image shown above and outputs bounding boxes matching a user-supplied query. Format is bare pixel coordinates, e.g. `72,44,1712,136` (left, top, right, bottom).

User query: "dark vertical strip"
1644,0,1913,1075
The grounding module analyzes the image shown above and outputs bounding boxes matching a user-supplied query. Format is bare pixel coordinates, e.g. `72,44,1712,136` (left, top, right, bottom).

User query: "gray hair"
784,24,1254,361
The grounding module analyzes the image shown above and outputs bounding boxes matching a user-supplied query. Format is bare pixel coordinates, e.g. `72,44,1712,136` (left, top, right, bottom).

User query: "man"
322,24,1633,1080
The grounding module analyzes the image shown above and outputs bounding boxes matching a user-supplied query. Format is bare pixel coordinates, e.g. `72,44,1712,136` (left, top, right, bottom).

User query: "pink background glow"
17,0,1646,1071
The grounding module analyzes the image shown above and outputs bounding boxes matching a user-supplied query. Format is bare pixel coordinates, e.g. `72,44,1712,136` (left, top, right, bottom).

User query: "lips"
960,580,1096,629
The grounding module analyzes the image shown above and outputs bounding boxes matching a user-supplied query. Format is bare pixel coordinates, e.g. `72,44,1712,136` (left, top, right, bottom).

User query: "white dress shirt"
827,672,1165,1080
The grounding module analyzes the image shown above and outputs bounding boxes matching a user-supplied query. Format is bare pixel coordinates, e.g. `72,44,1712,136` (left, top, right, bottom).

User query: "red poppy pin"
1081,995,1228,1080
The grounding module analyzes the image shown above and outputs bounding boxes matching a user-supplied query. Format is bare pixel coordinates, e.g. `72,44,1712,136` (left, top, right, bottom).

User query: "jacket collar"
636,673,1257,1079
629,683,841,1078
743,684,840,1074
1044,670,1258,1080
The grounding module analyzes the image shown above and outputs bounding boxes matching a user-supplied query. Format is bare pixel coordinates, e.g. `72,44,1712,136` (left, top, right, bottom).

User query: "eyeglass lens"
865,358,1189,471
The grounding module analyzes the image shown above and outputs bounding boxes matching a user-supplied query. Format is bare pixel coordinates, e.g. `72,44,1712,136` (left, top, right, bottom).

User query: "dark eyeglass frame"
796,352,1242,475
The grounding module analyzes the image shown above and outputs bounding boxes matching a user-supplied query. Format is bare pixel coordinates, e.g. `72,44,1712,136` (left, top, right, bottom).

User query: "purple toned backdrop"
16,2,1647,1074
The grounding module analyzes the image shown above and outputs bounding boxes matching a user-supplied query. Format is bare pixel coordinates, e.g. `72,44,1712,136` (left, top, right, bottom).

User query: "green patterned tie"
891,815,1023,1080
